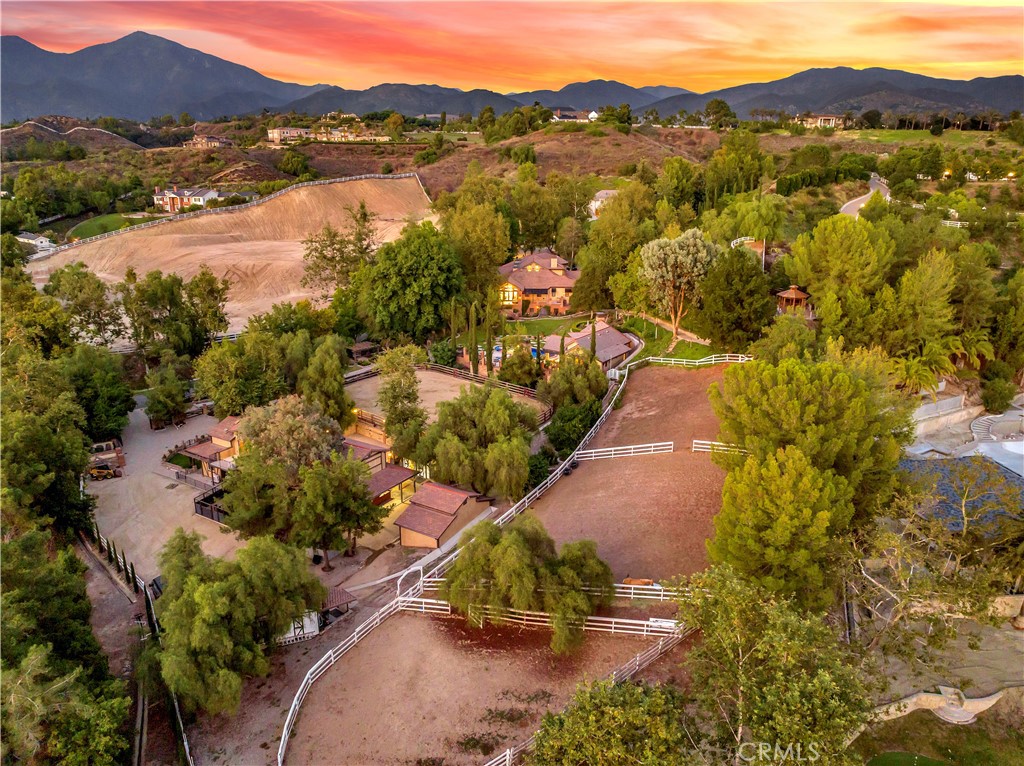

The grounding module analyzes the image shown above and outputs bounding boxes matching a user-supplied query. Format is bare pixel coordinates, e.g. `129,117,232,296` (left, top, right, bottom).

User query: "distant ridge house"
588,189,619,219
183,134,234,149
550,108,590,123
498,249,579,316
266,127,313,143
797,113,843,129
544,320,637,372
266,123,389,144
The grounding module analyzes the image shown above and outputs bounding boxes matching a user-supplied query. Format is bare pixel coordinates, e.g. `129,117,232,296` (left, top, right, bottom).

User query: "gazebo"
776,285,809,314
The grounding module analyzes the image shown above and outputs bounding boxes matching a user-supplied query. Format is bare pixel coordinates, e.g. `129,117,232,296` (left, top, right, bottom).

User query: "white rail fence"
420,579,681,603
691,440,748,454
276,353,747,765
575,441,673,460
941,220,970,228
29,173,422,262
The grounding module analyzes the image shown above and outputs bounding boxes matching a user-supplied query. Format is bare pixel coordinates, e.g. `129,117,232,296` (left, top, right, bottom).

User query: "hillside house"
544,320,636,372
588,189,619,219
498,249,579,316
183,134,233,149
266,127,313,143
551,109,590,123
797,113,843,129
153,186,219,212
393,482,483,549
15,231,54,251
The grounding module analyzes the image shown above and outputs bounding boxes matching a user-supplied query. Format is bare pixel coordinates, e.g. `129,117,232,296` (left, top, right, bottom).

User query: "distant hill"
0,115,143,155
646,67,1024,118
277,83,522,117
507,80,676,110
1,32,325,122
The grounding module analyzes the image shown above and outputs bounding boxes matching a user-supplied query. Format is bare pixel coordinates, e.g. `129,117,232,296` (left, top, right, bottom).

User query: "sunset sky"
3,1,1022,93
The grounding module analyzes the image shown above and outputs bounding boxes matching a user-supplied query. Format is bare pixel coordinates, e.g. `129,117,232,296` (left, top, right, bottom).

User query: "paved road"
840,174,890,218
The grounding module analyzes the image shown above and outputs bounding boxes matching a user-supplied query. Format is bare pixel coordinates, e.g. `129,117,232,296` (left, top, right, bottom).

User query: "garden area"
67,213,163,239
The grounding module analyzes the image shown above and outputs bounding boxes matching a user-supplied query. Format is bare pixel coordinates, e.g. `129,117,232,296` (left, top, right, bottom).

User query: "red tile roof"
324,586,357,610
408,482,475,515
209,416,241,442
366,464,418,497
505,269,577,293
183,440,226,460
394,504,456,540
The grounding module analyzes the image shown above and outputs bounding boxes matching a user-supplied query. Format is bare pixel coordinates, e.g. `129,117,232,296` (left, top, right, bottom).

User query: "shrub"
381,162,393,174
981,378,1017,413
527,452,551,489
431,338,457,367
546,399,601,456
982,359,1013,382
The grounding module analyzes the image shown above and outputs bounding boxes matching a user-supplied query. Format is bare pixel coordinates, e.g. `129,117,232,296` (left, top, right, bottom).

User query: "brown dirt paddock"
285,613,648,766
530,365,729,581
346,368,547,423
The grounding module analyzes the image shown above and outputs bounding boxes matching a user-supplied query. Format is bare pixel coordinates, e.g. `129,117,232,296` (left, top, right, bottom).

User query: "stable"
393,482,483,549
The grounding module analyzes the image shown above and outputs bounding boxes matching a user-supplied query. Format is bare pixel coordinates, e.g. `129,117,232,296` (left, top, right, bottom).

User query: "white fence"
575,442,673,460
276,353,748,765
941,220,970,228
691,439,748,454
29,173,423,262
730,236,755,248
419,579,681,603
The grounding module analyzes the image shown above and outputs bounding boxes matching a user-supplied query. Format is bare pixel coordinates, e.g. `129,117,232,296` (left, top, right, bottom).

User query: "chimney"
173,185,178,192
154,186,160,195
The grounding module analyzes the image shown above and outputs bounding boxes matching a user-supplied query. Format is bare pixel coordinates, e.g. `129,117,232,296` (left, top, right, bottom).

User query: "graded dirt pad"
530,365,728,581
285,613,647,766
346,368,547,423
28,176,433,330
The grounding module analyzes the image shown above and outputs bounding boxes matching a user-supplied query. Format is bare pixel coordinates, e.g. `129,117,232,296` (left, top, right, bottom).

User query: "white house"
15,231,54,251
588,189,619,220
152,186,220,213
588,110,600,121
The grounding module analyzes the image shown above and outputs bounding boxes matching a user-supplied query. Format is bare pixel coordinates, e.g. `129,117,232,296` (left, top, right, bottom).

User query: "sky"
2,1,1022,93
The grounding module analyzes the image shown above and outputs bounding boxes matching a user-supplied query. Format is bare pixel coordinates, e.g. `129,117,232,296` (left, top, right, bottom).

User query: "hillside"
0,116,143,154
1,32,324,122
278,84,522,117
28,176,433,330
647,67,1024,118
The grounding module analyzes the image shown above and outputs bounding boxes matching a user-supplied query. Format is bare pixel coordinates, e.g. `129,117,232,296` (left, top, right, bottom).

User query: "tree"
554,216,585,266
639,228,720,335
497,343,540,388
156,531,324,714
1,231,28,268
709,446,855,610
385,112,405,141
695,247,775,351
703,98,737,129
377,345,429,460
301,203,379,295
416,385,536,497
144,354,189,428
297,334,354,427
295,454,382,566
546,399,601,457
194,332,285,417
442,516,612,653
852,458,1023,664
709,355,914,526
748,313,819,364
44,262,124,344
536,355,607,409
677,566,869,763
369,222,465,341
442,199,511,297
237,395,345,484
59,345,136,441
530,681,696,766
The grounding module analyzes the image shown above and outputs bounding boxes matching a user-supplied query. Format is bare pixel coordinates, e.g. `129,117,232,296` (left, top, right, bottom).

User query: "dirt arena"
347,368,548,423
285,613,648,766
531,365,729,582
28,176,433,331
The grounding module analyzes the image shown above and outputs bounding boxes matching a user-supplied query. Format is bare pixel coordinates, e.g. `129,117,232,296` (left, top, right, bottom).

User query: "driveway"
89,407,246,580
841,174,890,218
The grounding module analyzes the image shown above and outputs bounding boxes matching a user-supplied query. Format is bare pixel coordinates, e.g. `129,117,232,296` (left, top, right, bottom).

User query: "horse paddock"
285,613,647,765
530,364,729,582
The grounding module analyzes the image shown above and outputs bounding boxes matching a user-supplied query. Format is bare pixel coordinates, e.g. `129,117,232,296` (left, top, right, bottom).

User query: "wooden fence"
575,442,673,461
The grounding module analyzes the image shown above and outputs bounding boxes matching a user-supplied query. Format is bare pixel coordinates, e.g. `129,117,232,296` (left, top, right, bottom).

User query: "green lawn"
166,453,192,469
853,705,1024,766
616,316,719,361
68,214,162,240
844,129,1009,149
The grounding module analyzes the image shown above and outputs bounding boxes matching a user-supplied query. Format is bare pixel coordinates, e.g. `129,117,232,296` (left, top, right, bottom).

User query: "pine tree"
129,562,139,593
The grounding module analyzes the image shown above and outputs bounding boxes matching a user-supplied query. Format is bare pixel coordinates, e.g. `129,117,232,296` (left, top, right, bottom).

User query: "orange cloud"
2,1,1021,93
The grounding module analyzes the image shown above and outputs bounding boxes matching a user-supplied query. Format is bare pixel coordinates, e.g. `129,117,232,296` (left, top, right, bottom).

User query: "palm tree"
954,112,967,130
891,356,939,397
952,330,994,370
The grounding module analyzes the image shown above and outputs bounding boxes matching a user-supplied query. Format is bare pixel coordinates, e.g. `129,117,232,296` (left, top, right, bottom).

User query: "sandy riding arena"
29,176,433,330
284,613,647,766
347,368,548,423
531,365,729,582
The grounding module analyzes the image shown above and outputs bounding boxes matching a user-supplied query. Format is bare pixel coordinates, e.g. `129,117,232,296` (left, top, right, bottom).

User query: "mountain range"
2,31,1021,123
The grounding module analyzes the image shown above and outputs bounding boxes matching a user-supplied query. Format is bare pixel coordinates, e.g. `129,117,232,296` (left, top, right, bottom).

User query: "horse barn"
393,482,487,549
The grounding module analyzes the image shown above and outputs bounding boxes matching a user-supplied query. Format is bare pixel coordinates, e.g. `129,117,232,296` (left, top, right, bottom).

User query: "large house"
797,113,844,129
498,249,579,316
15,231,54,251
152,186,219,213
266,125,389,144
266,127,313,143
183,134,234,149
543,320,637,372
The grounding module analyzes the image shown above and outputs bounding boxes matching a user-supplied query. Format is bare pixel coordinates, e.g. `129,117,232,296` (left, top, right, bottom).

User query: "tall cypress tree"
589,320,597,362
469,301,479,376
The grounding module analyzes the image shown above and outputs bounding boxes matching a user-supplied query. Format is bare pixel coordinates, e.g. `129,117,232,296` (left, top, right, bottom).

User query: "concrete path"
841,174,890,218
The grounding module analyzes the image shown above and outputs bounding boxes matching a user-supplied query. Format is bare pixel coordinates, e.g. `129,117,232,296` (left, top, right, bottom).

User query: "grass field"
618,316,719,360
68,214,162,239
844,129,1010,148
853,699,1024,766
